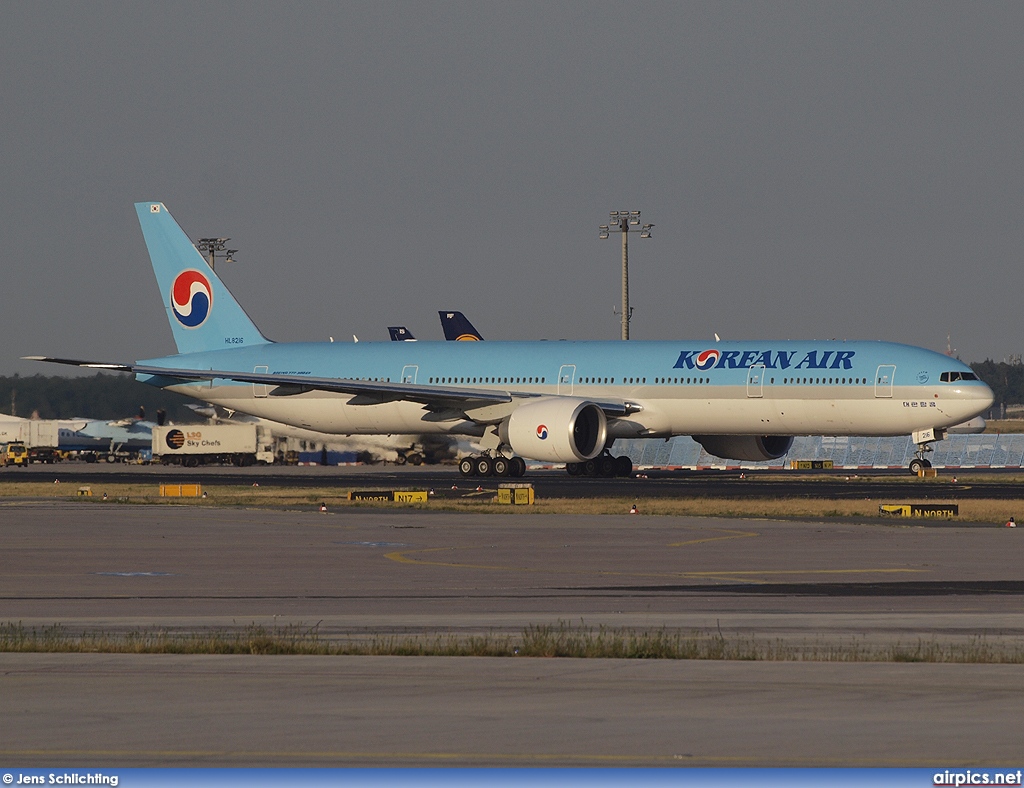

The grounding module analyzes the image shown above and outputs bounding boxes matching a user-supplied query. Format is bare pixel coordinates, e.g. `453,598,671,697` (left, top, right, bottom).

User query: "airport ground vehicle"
1,442,29,467
151,424,275,467
28,446,63,464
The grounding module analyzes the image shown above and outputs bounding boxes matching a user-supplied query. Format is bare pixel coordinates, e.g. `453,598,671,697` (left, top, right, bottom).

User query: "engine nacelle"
693,435,794,462
504,398,607,463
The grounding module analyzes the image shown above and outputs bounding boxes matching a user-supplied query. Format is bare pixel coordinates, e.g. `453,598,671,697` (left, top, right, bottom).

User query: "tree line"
0,361,1019,422
969,360,1024,411
0,373,197,422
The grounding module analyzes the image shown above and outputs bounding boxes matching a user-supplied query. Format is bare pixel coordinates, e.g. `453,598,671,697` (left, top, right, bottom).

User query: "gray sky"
3,1,1022,376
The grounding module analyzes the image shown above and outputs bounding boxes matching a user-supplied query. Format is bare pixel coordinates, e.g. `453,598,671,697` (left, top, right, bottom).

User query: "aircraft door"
253,366,269,398
558,365,576,395
401,365,418,384
875,365,895,398
746,364,765,398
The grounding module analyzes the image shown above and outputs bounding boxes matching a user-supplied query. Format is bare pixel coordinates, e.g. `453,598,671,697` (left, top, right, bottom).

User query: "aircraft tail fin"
135,202,270,355
388,326,416,341
439,311,484,341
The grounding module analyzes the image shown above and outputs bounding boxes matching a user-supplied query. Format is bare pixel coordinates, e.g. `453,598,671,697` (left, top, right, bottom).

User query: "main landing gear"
566,453,633,478
459,454,527,478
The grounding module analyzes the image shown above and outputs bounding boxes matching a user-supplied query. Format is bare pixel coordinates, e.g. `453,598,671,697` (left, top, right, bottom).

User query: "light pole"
599,210,652,340
195,237,238,272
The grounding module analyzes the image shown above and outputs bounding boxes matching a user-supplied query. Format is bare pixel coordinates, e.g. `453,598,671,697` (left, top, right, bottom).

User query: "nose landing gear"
908,456,932,475
908,427,945,475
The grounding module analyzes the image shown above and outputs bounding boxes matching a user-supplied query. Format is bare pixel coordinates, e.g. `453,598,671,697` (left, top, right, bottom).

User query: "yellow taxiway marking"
385,545,529,572
384,544,924,583
668,527,760,547
386,526,760,570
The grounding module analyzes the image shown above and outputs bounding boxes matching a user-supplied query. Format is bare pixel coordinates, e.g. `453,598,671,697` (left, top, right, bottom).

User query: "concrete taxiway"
1,502,1023,766
3,654,1023,766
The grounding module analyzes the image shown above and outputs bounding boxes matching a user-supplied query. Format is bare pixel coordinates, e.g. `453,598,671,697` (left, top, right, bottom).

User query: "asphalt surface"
4,655,1022,766
3,461,1024,500
2,502,1024,766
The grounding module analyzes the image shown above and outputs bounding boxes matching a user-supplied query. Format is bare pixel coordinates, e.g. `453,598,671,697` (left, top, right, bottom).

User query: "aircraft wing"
25,357,635,417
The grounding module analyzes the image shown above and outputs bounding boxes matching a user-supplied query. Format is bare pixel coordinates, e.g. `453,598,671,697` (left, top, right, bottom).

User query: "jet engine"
693,435,794,462
503,398,607,463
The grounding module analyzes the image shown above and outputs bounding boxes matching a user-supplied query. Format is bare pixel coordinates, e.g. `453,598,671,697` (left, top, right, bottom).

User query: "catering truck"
151,424,275,467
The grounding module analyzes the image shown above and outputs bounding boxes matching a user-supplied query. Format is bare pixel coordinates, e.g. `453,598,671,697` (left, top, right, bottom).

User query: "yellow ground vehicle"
1,442,29,467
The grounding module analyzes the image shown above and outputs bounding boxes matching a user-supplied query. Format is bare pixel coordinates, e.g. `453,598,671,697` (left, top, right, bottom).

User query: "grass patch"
2,621,1022,663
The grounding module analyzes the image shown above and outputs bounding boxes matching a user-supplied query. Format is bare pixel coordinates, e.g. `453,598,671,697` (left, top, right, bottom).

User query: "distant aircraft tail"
135,202,269,355
439,311,484,341
388,326,416,341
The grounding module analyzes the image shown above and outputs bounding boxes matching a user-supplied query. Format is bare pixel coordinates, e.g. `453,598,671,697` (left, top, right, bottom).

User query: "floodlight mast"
195,237,237,272
599,210,652,340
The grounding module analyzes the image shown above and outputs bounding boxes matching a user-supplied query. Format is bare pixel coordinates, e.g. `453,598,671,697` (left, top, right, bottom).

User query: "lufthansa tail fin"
439,311,484,341
135,202,269,355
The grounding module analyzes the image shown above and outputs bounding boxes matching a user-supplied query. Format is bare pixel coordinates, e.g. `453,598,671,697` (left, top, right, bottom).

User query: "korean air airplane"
28,202,994,478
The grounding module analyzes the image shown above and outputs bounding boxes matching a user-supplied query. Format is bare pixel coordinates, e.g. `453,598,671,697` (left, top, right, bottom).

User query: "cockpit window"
940,371,979,382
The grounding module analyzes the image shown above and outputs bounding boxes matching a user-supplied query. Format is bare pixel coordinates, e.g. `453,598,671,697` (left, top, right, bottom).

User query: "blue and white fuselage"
137,338,989,440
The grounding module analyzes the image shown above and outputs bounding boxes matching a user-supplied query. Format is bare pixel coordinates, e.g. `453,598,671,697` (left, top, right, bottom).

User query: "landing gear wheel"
473,456,493,476
566,462,580,476
923,459,932,468
492,457,510,477
510,456,527,477
615,455,633,477
459,457,476,477
909,458,925,475
582,459,598,476
395,454,407,466
407,453,423,466
598,455,617,477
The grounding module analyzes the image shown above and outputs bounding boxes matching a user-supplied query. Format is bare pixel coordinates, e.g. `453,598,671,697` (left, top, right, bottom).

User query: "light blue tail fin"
135,202,269,355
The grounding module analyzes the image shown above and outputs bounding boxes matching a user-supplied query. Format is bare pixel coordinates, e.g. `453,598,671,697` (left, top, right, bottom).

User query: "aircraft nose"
943,380,994,421
979,381,996,411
